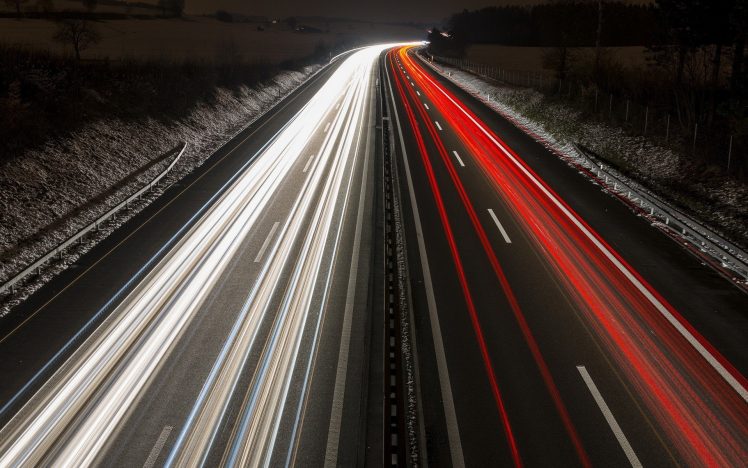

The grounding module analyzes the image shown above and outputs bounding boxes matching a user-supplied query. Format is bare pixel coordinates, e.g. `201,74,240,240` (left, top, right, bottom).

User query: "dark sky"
185,0,538,23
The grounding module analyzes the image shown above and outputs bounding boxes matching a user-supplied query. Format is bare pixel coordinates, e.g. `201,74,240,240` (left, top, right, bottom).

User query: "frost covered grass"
0,65,319,294
428,59,748,249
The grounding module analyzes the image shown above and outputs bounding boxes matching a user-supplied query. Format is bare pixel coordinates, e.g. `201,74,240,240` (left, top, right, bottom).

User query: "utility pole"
594,0,604,83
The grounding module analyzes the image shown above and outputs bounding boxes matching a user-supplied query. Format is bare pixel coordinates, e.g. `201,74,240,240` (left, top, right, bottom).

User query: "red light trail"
390,45,748,466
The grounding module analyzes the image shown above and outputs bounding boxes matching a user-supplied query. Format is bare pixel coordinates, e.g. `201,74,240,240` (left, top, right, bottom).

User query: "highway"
384,46,748,466
0,45,390,466
0,41,746,467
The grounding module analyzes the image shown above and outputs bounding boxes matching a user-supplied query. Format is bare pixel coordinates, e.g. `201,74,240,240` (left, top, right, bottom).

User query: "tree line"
428,1,746,175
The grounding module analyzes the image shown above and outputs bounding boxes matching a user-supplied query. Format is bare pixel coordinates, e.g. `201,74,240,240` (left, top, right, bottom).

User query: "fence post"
692,123,698,155
625,100,630,122
727,135,733,171
644,106,649,135
609,94,613,119
666,114,670,142
595,88,599,112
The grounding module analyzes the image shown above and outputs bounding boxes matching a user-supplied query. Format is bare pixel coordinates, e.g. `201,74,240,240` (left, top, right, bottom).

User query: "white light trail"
0,44,398,467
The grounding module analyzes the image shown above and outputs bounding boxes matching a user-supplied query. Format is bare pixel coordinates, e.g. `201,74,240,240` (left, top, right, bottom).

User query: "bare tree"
158,0,184,18
36,0,54,13
81,0,97,12
53,19,101,61
4,0,29,20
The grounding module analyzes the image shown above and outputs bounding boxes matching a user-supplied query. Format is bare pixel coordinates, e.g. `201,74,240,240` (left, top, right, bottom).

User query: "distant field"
466,44,650,72
0,16,423,62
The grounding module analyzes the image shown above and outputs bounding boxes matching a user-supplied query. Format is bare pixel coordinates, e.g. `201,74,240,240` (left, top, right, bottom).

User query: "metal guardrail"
0,142,188,297
572,143,748,283
419,50,748,284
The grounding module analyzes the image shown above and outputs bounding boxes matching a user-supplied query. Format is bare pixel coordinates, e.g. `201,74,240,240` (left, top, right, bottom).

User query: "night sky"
185,0,537,23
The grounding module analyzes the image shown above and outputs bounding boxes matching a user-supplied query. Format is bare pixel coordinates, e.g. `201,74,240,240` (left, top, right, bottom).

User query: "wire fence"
431,54,746,179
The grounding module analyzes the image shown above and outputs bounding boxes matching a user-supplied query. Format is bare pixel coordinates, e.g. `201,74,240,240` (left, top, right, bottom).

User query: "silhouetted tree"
53,18,100,60
158,0,184,18
36,0,53,13
4,0,28,20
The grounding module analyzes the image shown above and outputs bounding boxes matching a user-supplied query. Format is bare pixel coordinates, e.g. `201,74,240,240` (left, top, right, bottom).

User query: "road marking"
254,221,280,263
487,209,512,243
0,61,353,421
577,366,642,468
435,121,443,131
323,94,373,467
416,90,421,96
417,57,748,402
335,102,340,110
143,425,173,468
410,82,414,87
303,154,315,173
452,151,465,167
423,103,430,110
324,122,331,133
385,57,465,468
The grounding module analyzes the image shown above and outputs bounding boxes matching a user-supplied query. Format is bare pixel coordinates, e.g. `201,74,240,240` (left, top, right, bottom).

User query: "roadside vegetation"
0,41,330,162
427,1,747,181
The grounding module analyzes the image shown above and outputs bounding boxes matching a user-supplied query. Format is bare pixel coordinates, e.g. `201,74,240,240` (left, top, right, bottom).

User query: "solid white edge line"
303,154,315,173
417,54,748,402
435,121,442,131
487,209,512,244
577,366,642,468
452,150,465,167
324,73,373,468
143,425,173,468
254,221,280,263
385,53,466,468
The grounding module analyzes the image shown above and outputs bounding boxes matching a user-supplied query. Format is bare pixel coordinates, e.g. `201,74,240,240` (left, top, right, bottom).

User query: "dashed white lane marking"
143,425,173,468
487,209,512,243
452,151,465,167
254,221,280,263
424,103,430,110
435,121,443,131
303,154,315,173
324,122,331,133
416,90,421,96
577,366,642,468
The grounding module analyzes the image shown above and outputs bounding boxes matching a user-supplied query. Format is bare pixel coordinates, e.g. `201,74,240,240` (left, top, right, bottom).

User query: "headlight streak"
0,45,391,467
396,46,748,465
224,58,375,468
166,47,387,467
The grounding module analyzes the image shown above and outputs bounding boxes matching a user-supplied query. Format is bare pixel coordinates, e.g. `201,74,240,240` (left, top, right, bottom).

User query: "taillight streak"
389,50,523,468
399,46,748,465
391,50,592,467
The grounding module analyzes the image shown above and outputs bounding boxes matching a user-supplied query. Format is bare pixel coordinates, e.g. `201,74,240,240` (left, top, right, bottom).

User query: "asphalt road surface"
384,46,748,467
0,42,746,467
0,45,389,467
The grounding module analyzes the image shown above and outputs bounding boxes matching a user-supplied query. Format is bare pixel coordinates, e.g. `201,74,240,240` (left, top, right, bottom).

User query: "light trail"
0,44,394,467
394,45,748,466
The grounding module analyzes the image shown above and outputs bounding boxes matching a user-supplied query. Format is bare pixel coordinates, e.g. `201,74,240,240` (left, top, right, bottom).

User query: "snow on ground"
426,57,748,249
0,65,319,314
